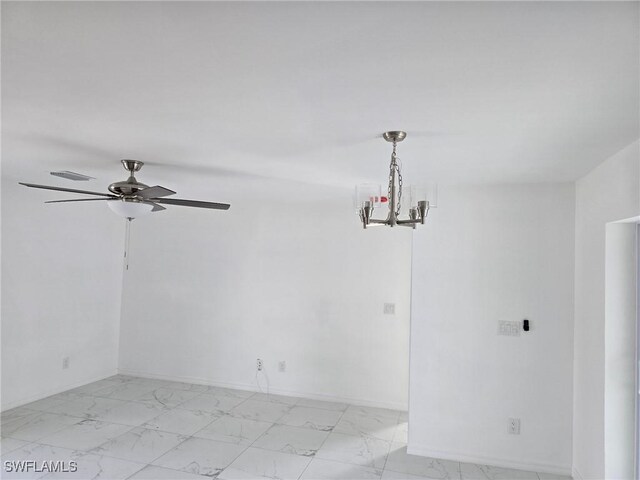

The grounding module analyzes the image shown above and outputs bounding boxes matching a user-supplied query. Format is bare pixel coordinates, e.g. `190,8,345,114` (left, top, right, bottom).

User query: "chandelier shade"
410,184,438,210
354,184,384,212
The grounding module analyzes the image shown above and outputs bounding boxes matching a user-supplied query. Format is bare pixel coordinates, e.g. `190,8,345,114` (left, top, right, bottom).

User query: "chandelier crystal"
356,131,436,229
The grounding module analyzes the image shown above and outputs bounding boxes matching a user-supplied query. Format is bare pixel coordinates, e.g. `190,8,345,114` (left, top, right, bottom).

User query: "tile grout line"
212,394,305,477
379,417,400,478
126,386,278,478
123,464,195,480
1,409,149,447
12,438,149,478
130,390,261,477
295,404,353,480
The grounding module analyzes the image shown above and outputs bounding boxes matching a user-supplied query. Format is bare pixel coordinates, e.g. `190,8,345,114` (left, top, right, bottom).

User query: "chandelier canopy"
356,131,436,229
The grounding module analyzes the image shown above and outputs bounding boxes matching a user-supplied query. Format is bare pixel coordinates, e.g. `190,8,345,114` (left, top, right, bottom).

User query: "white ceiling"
2,1,639,202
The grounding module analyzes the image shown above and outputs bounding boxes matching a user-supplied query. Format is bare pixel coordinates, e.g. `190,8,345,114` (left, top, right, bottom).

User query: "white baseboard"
1,369,118,412
117,368,408,412
571,466,583,480
406,444,572,477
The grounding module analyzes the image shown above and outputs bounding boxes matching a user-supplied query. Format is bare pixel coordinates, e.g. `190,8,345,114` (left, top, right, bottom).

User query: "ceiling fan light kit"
20,159,230,219
107,198,155,218
356,131,437,229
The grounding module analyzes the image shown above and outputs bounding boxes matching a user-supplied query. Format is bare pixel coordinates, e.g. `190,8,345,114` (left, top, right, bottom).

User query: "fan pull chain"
124,218,132,270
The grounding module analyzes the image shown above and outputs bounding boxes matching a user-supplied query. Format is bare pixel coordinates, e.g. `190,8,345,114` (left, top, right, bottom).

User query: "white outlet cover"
508,417,521,434
278,361,286,372
384,303,396,315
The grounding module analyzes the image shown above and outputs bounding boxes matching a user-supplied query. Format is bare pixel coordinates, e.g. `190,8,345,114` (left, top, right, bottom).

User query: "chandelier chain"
387,162,393,212
396,162,402,215
387,141,403,216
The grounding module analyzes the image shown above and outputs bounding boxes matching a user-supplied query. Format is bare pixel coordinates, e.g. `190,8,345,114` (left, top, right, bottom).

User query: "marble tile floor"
1,375,572,480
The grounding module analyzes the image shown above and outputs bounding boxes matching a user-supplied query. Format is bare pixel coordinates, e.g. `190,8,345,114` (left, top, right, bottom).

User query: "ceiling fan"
20,159,231,219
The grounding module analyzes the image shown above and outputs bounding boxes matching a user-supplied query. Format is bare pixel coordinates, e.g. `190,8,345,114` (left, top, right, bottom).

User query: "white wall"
408,183,575,475
1,179,125,410
604,222,637,480
118,196,413,409
574,140,640,480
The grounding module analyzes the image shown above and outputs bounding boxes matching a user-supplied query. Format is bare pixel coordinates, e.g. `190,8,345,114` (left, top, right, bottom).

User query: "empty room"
1,2,639,480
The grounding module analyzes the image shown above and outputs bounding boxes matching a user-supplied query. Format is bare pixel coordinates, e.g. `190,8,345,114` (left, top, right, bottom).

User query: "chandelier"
356,131,436,229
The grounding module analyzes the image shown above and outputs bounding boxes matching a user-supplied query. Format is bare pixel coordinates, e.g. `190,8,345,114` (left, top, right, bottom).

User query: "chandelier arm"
364,221,387,227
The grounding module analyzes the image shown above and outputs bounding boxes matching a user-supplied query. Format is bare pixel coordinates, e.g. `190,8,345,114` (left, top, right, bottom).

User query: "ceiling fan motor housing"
109,159,148,195
108,178,149,196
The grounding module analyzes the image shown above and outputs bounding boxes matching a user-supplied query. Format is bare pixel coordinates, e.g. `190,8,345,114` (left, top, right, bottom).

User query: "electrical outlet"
256,358,263,371
384,303,396,315
278,361,286,372
508,418,521,435
62,357,70,370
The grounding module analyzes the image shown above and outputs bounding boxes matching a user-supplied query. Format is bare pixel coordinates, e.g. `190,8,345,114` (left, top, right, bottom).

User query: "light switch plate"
498,321,521,336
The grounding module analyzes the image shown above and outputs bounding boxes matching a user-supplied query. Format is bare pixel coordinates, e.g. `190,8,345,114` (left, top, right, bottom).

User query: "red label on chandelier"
368,196,388,204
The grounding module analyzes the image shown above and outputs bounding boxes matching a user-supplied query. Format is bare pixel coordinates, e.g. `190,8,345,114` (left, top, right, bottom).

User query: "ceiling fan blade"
136,185,176,199
45,197,115,203
153,198,230,210
19,182,113,197
148,201,166,212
